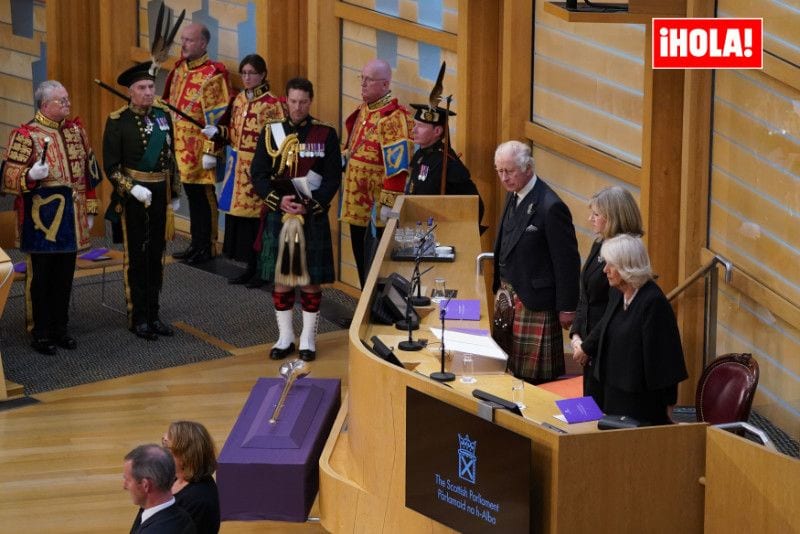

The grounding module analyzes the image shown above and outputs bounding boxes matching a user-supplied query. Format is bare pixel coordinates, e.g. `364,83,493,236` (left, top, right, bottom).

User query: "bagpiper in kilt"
250,78,341,362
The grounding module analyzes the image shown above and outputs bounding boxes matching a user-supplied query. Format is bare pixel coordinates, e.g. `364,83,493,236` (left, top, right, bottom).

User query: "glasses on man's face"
358,74,386,85
240,71,261,77
50,97,70,106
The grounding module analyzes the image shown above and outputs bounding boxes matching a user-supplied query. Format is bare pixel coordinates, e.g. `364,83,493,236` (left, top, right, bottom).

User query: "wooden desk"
0,248,25,400
318,196,707,533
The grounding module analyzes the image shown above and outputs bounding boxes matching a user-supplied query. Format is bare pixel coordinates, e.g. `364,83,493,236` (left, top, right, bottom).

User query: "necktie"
511,193,518,212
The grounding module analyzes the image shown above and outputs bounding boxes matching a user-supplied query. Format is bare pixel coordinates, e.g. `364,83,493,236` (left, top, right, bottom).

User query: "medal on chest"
418,164,429,182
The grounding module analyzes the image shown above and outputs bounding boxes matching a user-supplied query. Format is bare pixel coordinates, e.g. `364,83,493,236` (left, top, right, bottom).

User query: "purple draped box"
217,377,341,522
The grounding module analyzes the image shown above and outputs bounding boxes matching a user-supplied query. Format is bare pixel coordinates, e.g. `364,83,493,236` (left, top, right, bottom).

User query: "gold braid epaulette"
310,118,334,129
109,105,128,120
264,126,299,176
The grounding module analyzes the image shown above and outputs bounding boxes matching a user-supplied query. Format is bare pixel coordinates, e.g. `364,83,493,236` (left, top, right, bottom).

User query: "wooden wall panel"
533,146,641,265
716,286,800,442
710,67,800,308
0,0,45,154
719,0,800,68
533,0,645,166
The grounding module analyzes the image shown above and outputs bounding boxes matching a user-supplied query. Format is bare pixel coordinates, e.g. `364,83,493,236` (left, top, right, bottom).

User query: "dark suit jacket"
492,178,580,312
570,239,611,340
130,503,197,534
581,280,688,396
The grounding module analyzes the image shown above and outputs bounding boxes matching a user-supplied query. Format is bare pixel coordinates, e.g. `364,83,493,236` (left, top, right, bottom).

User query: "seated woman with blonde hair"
163,420,220,533
573,234,688,425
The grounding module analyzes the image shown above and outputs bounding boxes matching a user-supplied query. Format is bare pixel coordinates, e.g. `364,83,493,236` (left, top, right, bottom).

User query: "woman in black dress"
575,234,688,424
163,421,220,533
569,186,643,405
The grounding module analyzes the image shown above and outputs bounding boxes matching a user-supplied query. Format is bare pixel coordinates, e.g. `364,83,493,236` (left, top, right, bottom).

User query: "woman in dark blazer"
569,187,643,405
163,421,220,534
575,235,688,425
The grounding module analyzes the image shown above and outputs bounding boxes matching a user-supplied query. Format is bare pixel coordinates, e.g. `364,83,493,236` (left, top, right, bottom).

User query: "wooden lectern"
318,195,708,533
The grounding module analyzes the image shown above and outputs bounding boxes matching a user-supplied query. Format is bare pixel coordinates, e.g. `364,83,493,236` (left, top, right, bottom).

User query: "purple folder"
13,262,26,273
555,396,604,424
439,299,481,320
78,248,109,260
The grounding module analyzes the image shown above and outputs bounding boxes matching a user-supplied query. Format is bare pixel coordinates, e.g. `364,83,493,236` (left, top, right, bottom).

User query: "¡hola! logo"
652,18,763,69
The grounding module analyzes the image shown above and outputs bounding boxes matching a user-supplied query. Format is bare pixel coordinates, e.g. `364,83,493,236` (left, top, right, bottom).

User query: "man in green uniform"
102,62,181,340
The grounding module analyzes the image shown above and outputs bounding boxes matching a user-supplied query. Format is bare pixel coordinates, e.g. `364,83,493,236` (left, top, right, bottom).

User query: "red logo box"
652,18,763,70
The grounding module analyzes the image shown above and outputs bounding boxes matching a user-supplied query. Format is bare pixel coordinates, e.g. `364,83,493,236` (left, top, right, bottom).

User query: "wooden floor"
0,329,350,533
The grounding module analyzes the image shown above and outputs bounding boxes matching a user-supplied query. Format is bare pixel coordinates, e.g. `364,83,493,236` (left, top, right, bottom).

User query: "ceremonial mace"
269,359,311,424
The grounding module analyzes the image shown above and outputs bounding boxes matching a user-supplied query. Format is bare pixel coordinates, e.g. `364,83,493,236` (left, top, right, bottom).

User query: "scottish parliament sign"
405,387,531,532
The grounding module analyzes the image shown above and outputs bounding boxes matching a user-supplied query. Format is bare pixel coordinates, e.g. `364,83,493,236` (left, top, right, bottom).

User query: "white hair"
600,234,653,289
494,140,534,173
34,80,65,109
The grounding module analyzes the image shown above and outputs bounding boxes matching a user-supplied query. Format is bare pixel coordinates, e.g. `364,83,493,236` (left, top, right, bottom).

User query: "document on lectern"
428,328,507,360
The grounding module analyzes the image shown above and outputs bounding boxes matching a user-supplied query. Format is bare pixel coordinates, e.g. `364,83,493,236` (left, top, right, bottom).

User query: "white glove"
28,161,49,181
201,125,218,139
202,154,217,170
87,215,95,230
170,198,180,212
130,184,153,208
379,205,393,223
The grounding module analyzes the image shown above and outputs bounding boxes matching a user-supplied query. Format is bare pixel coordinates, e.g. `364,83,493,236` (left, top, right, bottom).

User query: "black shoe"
245,277,265,289
184,246,212,265
131,323,158,341
54,334,77,350
228,269,255,285
299,349,316,362
172,245,197,260
270,342,295,360
31,338,57,355
149,320,174,337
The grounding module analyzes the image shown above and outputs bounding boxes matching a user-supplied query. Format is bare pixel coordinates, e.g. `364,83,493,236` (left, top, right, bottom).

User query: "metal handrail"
476,252,494,275
667,254,733,301
667,253,734,366
714,422,777,451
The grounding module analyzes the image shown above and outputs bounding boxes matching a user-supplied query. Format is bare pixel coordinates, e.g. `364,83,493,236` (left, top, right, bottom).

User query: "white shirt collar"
141,496,176,524
514,174,537,204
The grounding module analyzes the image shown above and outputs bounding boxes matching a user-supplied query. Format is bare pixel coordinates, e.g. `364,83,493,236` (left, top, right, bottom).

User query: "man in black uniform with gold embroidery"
407,102,485,231
102,62,181,340
250,77,341,362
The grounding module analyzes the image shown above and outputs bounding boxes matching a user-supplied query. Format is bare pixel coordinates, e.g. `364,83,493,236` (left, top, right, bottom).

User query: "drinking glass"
460,354,477,384
512,379,526,409
431,277,447,302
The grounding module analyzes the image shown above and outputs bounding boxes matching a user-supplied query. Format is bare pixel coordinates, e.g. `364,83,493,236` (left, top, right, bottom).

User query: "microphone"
430,293,455,382
39,137,51,165
409,223,436,306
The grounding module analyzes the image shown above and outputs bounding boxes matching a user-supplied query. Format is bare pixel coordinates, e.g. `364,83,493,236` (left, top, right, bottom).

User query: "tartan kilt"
501,281,565,381
258,210,335,284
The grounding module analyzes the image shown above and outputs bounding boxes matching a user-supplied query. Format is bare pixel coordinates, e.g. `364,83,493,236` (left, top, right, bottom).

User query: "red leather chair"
695,353,759,424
